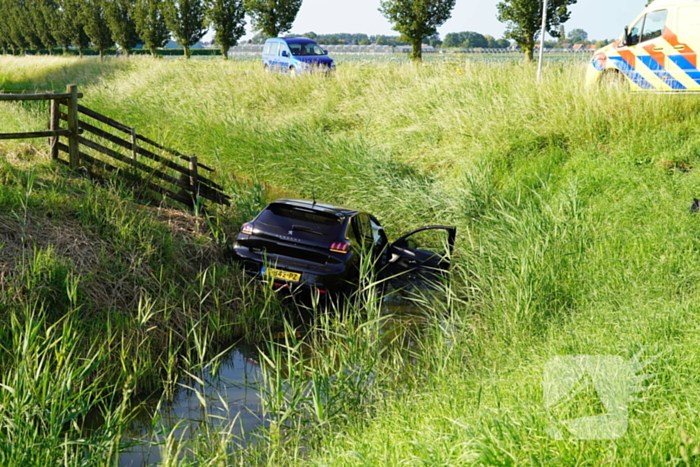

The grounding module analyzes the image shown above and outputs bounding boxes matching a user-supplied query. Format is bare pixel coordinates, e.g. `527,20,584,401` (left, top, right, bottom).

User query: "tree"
379,0,456,61
104,0,140,56
31,0,58,54
164,0,206,58
134,0,170,57
52,0,91,55
7,1,30,54
567,28,587,44
428,33,441,48
496,38,510,48
81,0,114,60
51,0,75,53
0,0,13,54
464,31,487,48
206,0,245,58
16,0,46,52
497,0,576,62
243,0,302,38
443,31,487,49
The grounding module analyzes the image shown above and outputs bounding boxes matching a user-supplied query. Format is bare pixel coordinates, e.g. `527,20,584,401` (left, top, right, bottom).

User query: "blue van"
262,38,335,76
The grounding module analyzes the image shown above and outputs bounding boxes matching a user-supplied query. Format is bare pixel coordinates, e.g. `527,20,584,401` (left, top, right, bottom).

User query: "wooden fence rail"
0,85,229,208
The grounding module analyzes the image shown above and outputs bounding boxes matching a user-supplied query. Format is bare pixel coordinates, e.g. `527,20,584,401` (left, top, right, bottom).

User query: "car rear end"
230,201,355,292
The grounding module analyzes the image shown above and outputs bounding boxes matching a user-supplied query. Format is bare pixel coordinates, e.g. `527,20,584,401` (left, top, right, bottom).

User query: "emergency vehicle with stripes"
586,0,700,91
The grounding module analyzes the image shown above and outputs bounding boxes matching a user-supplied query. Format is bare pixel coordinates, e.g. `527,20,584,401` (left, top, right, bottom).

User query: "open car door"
387,226,456,281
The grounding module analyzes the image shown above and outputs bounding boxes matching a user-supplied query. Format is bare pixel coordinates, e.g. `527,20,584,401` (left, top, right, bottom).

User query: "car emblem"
288,230,293,235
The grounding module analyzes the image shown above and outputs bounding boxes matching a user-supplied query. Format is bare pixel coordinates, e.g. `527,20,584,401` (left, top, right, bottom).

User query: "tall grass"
3,55,700,465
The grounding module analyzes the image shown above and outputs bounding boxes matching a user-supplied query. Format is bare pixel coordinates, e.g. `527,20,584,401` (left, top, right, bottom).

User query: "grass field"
2,55,700,466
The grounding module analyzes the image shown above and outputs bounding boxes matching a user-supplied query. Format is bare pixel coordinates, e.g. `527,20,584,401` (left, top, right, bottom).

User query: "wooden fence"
0,85,230,208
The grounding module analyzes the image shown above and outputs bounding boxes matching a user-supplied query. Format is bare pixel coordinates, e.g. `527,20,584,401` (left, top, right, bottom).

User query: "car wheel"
263,64,270,73
289,66,297,78
599,70,627,90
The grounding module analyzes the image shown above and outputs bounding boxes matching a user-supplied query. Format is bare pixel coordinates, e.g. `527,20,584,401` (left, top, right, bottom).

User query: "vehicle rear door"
388,226,456,276
267,41,279,71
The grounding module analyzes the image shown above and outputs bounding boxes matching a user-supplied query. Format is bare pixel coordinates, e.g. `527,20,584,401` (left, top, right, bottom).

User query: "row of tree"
442,31,510,49
442,28,607,50
250,31,442,47
0,0,582,62
0,0,302,59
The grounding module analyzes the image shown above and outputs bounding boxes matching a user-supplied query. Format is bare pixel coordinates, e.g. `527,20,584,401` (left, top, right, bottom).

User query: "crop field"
2,55,700,466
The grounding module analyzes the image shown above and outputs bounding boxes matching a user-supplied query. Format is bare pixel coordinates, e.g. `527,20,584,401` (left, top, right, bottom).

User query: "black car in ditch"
229,199,456,293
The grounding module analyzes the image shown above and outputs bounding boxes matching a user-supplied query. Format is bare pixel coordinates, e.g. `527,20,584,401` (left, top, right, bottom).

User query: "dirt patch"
0,142,47,167
0,212,107,304
0,205,224,313
0,213,105,274
659,159,692,173
137,205,222,271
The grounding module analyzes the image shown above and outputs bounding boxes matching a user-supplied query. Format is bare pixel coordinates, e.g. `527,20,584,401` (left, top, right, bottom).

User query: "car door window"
369,218,385,246
641,10,667,43
353,214,374,253
369,216,388,261
288,43,302,55
628,17,643,46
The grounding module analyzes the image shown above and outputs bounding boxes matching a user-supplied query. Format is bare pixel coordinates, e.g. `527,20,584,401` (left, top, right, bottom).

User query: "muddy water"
119,347,263,466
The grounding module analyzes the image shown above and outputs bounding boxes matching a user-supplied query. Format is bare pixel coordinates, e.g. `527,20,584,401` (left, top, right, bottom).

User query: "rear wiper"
291,225,323,236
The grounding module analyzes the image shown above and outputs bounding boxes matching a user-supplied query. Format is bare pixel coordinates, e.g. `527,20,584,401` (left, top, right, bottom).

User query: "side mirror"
622,26,629,47
323,49,328,55
281,50,289,57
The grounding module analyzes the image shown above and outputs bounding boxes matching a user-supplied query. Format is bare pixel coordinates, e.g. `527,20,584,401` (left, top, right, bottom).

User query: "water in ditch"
118,345,264,466
118,280,443,466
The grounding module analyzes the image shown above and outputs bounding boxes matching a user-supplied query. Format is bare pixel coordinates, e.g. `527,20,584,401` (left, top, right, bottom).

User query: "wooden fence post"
49,97,60,160
130,127,137,162
67,84,79,169
189,155,199,200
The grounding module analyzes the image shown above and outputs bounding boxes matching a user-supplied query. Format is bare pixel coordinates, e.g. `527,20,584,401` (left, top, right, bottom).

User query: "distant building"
396,45,438,53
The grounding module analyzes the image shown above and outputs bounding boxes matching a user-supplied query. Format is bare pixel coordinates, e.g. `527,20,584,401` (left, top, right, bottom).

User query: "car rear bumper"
230,246,351,291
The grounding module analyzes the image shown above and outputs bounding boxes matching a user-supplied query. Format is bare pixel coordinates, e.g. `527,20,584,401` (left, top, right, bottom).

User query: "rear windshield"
256,204,345,240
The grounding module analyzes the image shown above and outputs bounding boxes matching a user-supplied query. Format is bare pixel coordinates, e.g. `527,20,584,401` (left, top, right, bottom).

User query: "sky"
239,0,647,43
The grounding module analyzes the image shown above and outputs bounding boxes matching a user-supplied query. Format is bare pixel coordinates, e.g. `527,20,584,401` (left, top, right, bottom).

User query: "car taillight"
241,223,254,235
330,242,349,254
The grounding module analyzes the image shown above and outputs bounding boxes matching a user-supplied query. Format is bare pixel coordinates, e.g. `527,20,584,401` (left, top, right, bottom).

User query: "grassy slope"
3,55,700,465
0,58,285,466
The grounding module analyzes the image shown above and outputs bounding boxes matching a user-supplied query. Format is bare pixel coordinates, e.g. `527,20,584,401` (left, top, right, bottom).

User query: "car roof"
270,199,359,217
283,37,318,44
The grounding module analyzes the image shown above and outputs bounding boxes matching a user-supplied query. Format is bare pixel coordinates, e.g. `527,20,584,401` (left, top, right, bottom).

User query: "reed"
3,55,700,465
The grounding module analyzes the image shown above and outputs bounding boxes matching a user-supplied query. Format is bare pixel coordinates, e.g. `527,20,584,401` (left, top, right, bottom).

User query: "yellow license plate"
263,267,301,282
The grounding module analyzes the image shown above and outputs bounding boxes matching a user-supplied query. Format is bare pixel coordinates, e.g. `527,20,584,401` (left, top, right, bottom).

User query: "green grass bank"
2,55,700,465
